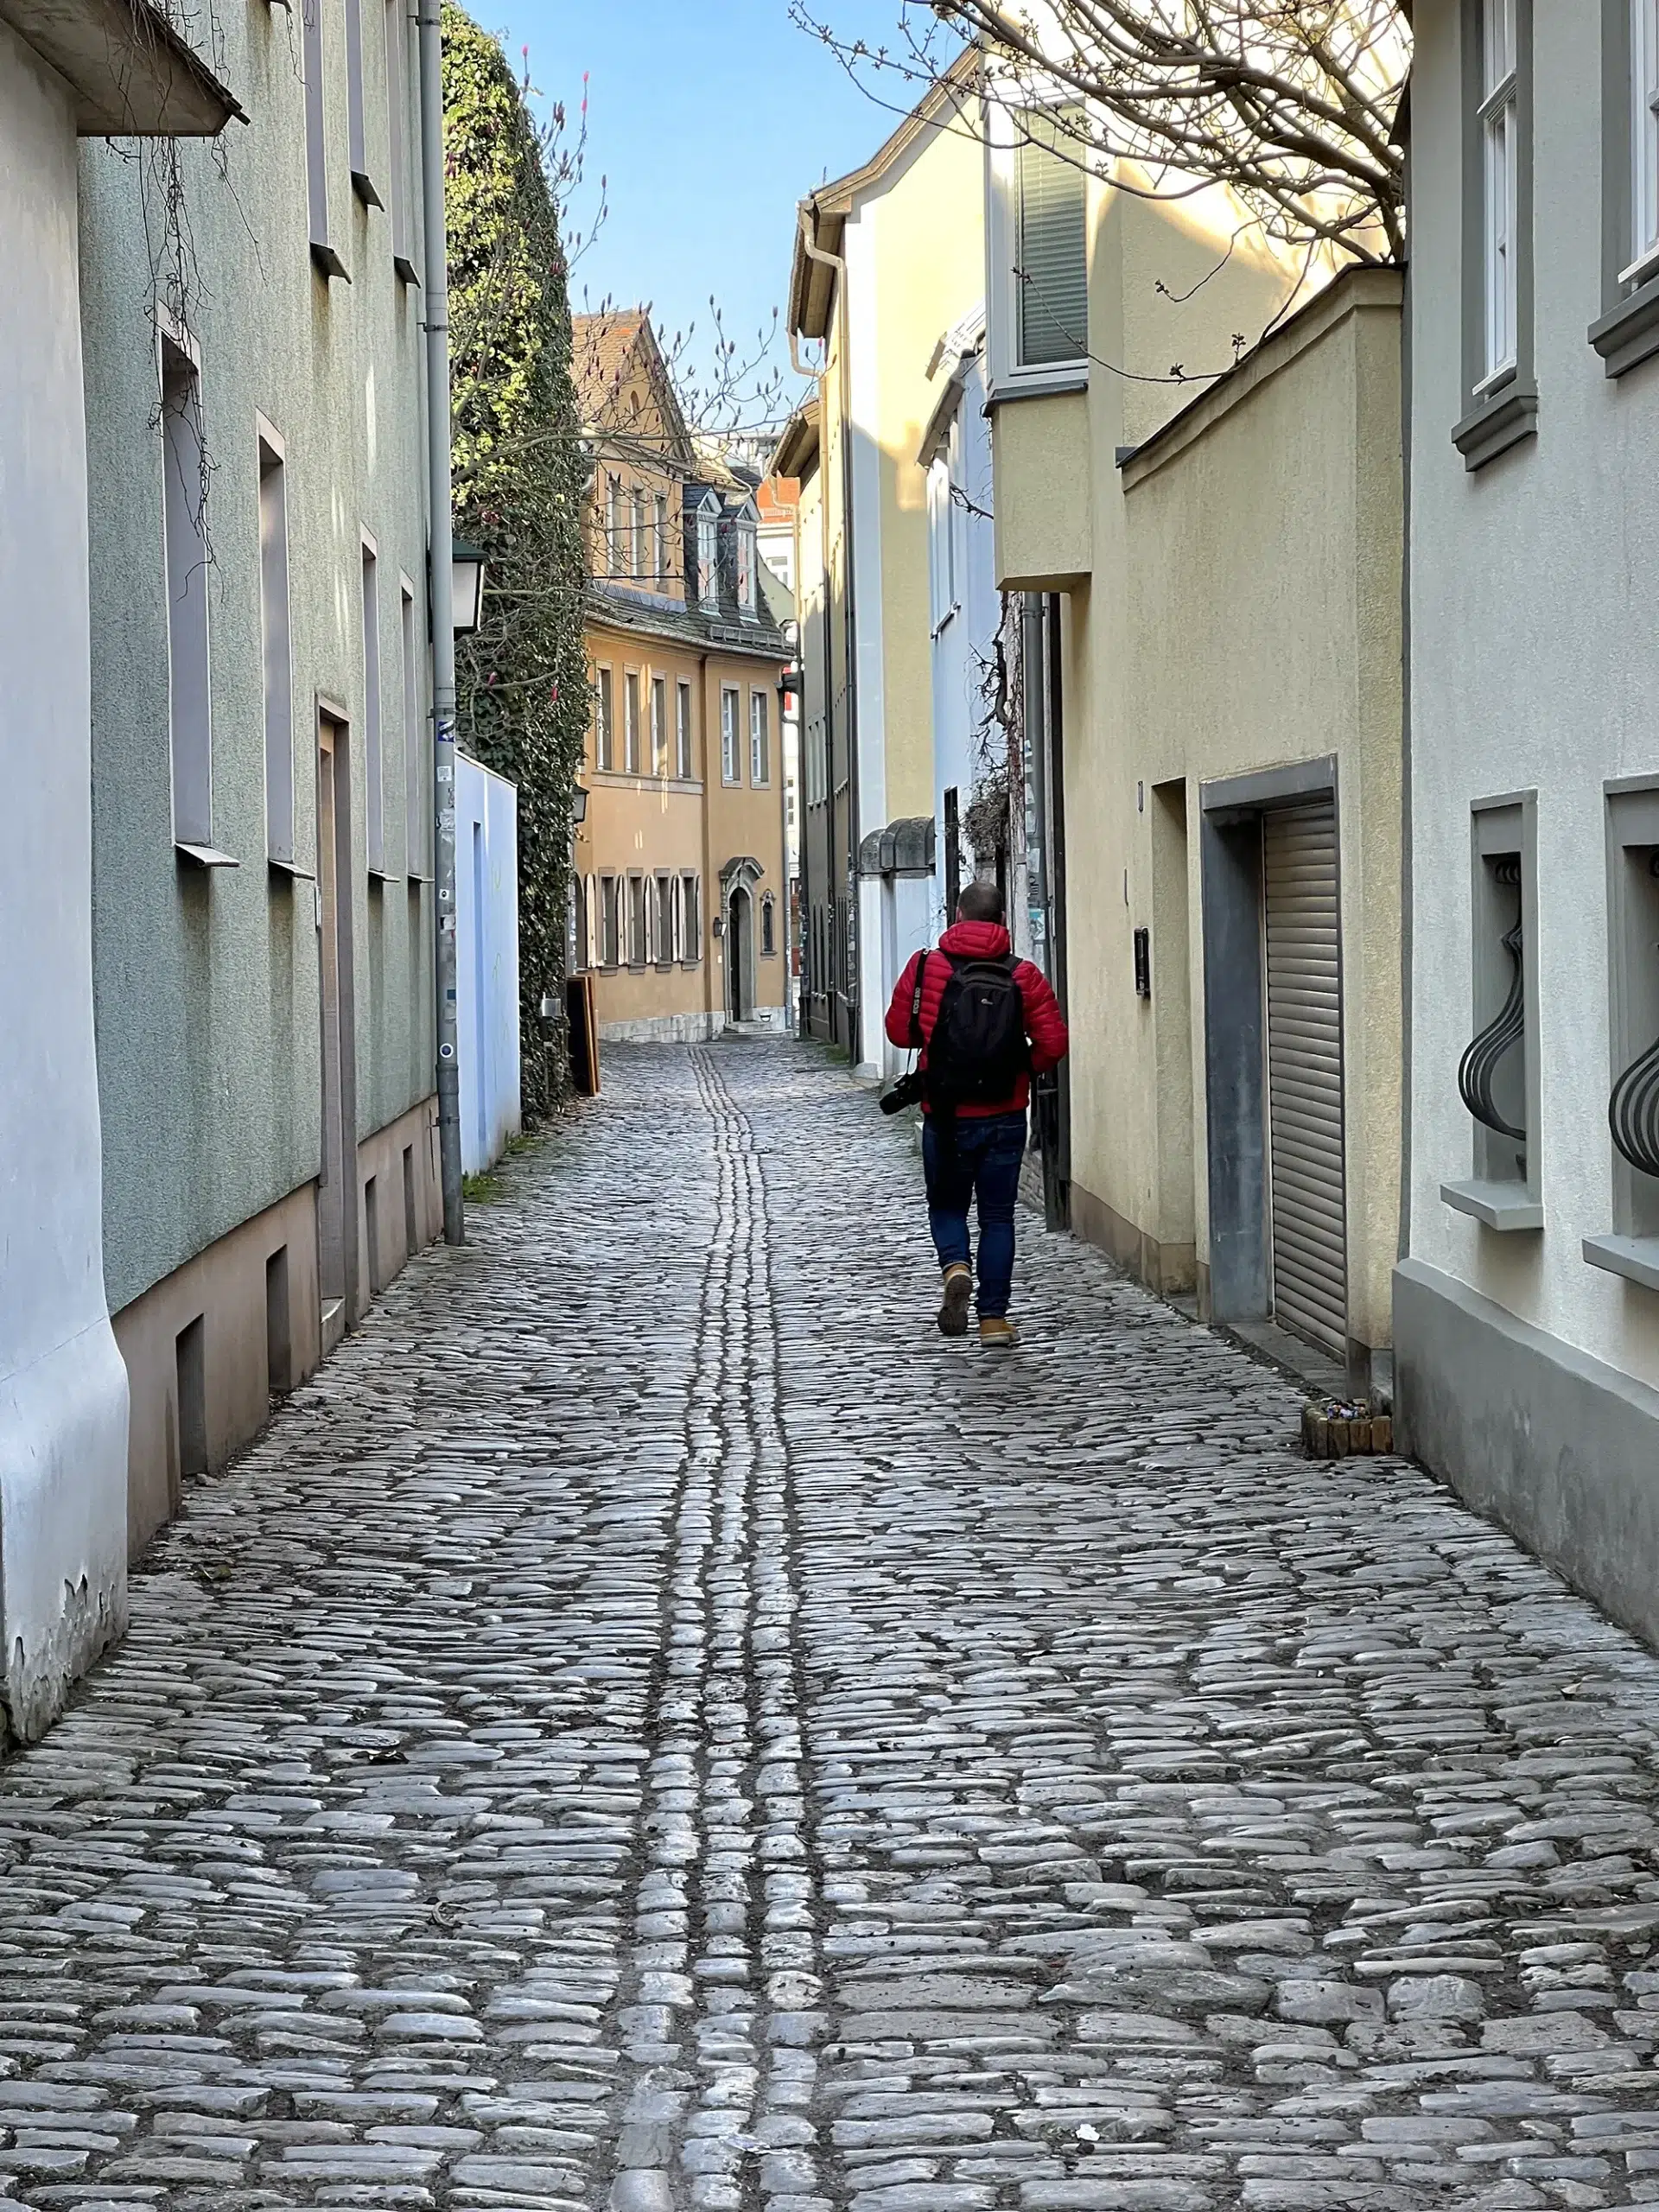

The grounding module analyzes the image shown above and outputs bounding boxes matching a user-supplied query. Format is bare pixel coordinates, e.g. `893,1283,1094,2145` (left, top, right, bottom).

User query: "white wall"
1408,0,1659,1387
0,29,130,1738
931,351,1001,944
455,756,522,1176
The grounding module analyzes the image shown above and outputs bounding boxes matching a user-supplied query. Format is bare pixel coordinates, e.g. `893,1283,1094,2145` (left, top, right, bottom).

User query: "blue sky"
481,0,925,422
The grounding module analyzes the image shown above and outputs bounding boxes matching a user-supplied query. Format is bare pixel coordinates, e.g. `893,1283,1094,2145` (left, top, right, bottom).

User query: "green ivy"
442,7,590,1121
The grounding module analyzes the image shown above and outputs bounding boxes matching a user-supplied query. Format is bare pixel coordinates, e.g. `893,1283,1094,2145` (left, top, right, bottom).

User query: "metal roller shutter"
1262,799,1347,1357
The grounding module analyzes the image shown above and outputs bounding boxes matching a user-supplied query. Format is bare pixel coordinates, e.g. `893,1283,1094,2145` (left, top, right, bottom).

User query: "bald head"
957,879,1005,926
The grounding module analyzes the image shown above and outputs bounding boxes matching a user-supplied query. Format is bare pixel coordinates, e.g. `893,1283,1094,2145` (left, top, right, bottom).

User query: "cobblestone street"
10,1043,1659,2209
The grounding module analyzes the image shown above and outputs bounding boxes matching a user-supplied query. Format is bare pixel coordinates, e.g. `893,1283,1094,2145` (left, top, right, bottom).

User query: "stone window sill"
1589,276,1659,378
985,364,1089,407
1452,381,1538,471
1440,1177,1543,1230
1583,1233,1659,1291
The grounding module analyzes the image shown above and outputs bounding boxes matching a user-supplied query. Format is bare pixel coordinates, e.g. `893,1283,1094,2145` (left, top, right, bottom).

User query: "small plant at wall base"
443,5,592,1121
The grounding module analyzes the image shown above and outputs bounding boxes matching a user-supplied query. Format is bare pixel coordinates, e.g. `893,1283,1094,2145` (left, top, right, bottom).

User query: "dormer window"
736,519,756,614
697,507,718,607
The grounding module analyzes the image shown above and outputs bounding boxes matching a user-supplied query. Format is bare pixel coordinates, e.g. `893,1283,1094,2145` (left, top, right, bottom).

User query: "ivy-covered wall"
442,7,589,1120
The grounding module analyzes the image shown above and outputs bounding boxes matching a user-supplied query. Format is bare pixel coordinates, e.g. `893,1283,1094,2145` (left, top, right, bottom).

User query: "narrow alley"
5,1043,1659,2212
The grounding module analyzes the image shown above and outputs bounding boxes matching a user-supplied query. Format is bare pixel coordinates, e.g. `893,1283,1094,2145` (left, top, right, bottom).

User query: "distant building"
572,314,792,1038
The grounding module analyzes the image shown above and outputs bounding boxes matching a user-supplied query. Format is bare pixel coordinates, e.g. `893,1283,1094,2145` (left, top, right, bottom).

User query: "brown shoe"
938,1263,973,1337
979,1316,1019,1350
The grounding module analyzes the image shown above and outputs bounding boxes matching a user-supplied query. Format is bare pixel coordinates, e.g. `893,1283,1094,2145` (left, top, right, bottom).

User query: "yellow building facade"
571,313,791,1041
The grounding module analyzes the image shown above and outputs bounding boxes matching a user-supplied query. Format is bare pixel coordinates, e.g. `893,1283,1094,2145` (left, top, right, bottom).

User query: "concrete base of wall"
1395,1254,1659,1651
1071,1179,1198,1295
114,1096,440,1561
600,1012,723,1044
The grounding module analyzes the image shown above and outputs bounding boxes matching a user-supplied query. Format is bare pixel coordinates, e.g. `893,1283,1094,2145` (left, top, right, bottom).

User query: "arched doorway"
727,885,753,1024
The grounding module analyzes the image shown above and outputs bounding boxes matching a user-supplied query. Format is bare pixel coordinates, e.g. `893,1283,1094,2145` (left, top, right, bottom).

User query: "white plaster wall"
0,29,130,1738
455,756,522,1176
844,206,889,1071
1408,0,1659,1388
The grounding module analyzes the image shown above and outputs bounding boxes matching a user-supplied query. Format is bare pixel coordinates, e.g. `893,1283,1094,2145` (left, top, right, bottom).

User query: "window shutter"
1016,122,1088,367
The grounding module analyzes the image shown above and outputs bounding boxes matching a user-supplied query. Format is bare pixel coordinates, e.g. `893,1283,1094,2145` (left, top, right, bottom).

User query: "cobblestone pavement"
10,1045,1659,2211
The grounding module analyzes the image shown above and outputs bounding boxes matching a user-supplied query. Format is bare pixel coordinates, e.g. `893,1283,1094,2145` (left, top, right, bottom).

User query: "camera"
879,1069,925,1116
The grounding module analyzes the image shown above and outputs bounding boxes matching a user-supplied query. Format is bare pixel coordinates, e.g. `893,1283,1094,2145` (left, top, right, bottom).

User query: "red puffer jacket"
885,919,1070,1117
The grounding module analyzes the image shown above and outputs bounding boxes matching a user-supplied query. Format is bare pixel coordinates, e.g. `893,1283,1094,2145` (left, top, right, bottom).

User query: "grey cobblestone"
4,1040,1659,2204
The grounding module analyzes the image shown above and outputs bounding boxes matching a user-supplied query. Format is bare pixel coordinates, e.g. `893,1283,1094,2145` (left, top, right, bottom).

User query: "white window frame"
650,673,667,777
257,416,295,866
737,520,756,613
697,507,719,607
625,669,641,774
721,685,741,785
594,664,614,771
1477,0,1520,390
986,101,1090,394
1629,0,1659,280
604,476,620,575
653,491,669,586
749,688,770,787
676,678,693,780
631,487,646,581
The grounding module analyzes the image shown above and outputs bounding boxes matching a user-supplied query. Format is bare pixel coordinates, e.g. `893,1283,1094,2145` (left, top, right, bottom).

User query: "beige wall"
1062,268,1403,1363
578,619,787,1033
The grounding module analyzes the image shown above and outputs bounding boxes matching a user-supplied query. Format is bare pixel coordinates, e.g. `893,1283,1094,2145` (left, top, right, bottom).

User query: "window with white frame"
750,689,770,786
681,870,701,960
698,507,719,606
361,537,385,874
651,674,667,776
721,685,741,783
1630,0,1659,276
653,491,669,586
736,518,756,613
676,679,693,779
162,334,213,850
1479,0,1520,385
258,423,294,864
631,488,646,581
604,476,620,575
600,671,618,769
402,578,425,874
1014,111,1087,371
625,671,641,773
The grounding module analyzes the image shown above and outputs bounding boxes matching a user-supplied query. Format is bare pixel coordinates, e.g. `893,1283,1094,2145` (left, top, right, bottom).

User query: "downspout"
416,0,463,1242
786,328,821,1036
799,202,861,1062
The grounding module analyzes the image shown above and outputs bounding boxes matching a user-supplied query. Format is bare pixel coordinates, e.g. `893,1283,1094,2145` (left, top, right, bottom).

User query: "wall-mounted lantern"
451,537,487,635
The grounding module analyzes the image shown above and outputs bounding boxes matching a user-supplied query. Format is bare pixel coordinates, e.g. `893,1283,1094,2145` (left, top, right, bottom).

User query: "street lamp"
451,537,487,635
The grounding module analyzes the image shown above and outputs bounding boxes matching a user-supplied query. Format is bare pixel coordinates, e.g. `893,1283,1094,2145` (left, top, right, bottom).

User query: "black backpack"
918,950,1030,1110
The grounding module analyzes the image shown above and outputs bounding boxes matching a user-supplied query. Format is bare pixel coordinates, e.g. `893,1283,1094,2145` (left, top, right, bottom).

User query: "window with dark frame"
681,871,701,961
361,537,385,874
1014,112,1087,370
259,425,294,865
628,873,648,965
600,873,620,968
655,873,673,965
761,893,776,957
163,335,213,851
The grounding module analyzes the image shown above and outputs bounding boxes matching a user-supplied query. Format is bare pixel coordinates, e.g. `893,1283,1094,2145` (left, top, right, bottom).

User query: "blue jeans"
921,1112,1027,1319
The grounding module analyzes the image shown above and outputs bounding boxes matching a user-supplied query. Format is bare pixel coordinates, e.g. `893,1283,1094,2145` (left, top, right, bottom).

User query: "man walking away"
885,880,1069,1348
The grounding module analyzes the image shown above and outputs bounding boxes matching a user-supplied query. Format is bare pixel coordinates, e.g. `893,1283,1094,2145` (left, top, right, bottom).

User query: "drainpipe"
799,203,861,1063
787,315,828,1040
416,0,463,1243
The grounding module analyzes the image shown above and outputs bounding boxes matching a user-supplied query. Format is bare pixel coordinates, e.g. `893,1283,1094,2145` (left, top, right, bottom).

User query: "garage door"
1262,799,1347,1357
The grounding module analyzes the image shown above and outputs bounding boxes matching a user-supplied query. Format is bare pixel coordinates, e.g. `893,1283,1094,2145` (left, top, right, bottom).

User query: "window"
676,679,693,779
1442,791,1541,1229
927,447,956,636
302,0,342,276
627,873,648,965
258,423,294,864
721,686,741,783
1479,0,1519,385
761,892,777,957
162,334,213,851
750,689,770,786
655,873,673,965
385,0,416,277
631,488,645,581
651,674,667,777
697,507,718,606
681,871,701,961
604,476,620,575
1632,0,1659,277
625,671,641,774
1015,113,1087,369
361,537,385,874
345,0,378,204
402,578,424,875
737,519,755,613
594,665,614,771
654,492,669,586
599,874,620,967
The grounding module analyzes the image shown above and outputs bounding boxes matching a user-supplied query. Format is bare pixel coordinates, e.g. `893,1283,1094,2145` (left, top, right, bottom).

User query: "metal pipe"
416,0,463,1244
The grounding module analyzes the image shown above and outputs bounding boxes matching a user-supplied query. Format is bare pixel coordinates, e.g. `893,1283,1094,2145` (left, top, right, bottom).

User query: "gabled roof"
1,0,242,132
787,47,980,341
571,308,696,472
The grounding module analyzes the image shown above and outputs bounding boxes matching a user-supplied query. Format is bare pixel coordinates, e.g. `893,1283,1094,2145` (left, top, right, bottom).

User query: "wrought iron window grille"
1609,852,1659,1181
1459,856,1526,1147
